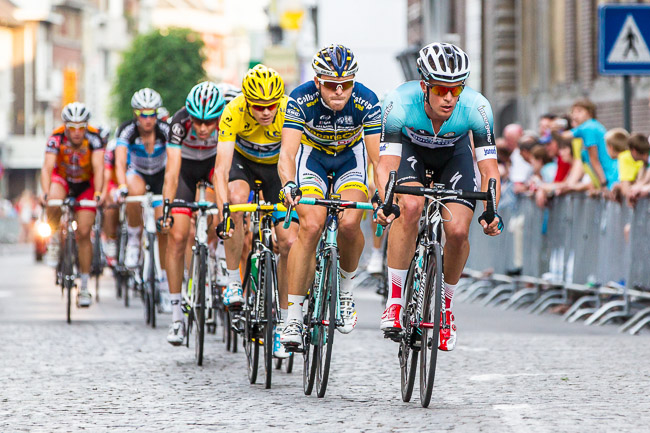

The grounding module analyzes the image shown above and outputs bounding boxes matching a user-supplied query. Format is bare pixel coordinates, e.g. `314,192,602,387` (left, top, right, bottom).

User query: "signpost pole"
623,75,631,132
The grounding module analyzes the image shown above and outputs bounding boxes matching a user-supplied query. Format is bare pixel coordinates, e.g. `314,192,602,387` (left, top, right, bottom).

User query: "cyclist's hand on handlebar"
94,191,104,207
375,203,400,226
279,181,302,206
478,211,504,236
216,203,234,239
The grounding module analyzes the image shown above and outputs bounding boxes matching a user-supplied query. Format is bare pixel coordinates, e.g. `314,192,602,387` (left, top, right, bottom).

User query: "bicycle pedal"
383,330,402,343
284,344,303,353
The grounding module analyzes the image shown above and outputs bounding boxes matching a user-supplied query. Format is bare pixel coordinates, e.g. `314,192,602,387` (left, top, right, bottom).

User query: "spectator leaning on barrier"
561,99,617,189
619,133,650,205
504,124,533,193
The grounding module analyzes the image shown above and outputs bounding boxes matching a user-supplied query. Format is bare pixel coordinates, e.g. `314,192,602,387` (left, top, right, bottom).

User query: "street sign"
599,4,650,75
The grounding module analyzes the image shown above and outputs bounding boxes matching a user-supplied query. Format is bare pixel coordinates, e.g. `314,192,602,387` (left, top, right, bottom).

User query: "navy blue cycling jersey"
380,81,496,162
283,81,381,154
116,119,169,175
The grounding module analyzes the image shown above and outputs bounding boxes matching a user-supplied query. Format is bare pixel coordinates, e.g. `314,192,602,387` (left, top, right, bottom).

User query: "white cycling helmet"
216,83,242,104
417,42,471,83
61,102,91,123
131,88,163,110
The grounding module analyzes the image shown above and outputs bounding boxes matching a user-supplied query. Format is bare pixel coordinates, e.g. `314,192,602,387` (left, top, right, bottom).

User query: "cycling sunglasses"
250,102,279,112
65,122,87,131
190,116,218,126
316,77,355,91
424,82,465,97
134,109,157,118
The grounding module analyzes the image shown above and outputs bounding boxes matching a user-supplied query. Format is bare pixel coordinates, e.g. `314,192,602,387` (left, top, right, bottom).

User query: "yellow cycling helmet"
241,64,285,103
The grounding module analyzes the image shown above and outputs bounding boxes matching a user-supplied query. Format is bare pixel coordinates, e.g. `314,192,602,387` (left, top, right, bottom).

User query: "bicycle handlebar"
47,198,98,208
125,194,163,204
230,203,288,213
286,197,382,237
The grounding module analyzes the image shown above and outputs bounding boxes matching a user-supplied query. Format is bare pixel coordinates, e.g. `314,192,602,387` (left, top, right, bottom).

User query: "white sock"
340,267,357,295
280,308,288,323
80,273,89,290
387,267,408,308
127,225,141,245
445,282,458,309
371,247,382,258
287,295,305,324
170,293,182,322
159,270,167,282
227,268,242,284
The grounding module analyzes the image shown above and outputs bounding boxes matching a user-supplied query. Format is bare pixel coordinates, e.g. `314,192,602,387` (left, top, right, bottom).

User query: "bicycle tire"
244,274,259,384
262,251,275,389
316,249,338,398
303,286,317,395
63,230,75,324
124,272,130,307
400,257,419,402
147,233,157,328
194,245,207,366
419,243,443,408
226,309,233,351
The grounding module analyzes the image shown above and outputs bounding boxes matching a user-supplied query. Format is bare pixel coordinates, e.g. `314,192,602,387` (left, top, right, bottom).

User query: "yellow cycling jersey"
218,94,288,164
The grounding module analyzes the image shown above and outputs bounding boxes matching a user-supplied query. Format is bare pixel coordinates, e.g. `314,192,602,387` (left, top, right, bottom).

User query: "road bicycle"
48,197,97,323
114,196,134,306
162,181,219,366
284,188,382,398
90,207,104,302
380,170,498,408
228,180,288,389
126,191,163,327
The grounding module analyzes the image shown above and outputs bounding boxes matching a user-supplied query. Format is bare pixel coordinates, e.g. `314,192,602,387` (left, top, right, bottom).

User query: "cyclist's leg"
281,146,327,346
45,180,67,266
73,183,97,297
225,179,250,281
125,170,146,267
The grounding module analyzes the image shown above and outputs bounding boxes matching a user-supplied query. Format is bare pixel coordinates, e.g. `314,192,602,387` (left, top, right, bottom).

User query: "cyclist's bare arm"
115,145,128,187
91,149,105,197
163,146,182,203
213,140,235,219
40,153,56,201
366,133,380,180
278,127,302,205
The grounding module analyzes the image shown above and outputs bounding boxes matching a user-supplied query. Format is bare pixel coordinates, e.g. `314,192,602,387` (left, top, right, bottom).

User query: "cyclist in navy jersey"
278,44,382,350
375,43,502,351
115,88,170,275
159,81,226,346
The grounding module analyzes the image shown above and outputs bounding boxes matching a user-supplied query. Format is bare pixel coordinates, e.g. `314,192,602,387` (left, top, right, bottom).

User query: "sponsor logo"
443,132,455,138
295,92,317,106
450,171,462,190
477,105,493,145
379,143,387,151
404,128,457,148
407,155,417,171
335,115,353,126
352,94,374,111
171,123,185,137
380,101,393,142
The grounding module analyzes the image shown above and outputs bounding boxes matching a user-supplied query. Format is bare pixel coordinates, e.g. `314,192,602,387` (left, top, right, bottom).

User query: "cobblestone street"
2,245,649,432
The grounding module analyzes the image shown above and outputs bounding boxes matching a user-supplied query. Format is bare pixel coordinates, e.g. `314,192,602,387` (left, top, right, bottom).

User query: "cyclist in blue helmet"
160,81,227,346
278,44,382,349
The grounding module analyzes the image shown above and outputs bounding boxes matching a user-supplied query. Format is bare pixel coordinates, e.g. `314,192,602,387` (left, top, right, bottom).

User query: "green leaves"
111,28,207,124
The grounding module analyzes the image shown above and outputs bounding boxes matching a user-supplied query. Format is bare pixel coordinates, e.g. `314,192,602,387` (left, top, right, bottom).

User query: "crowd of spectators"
495,96,650,209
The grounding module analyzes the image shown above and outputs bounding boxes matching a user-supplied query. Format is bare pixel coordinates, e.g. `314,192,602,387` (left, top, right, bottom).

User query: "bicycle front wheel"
419,243,443,408
316,249,338,398
261,251,276,389
147,234,157,328
194,245,207,366
243,268,259,384
63,232,75,324
400,257,419,402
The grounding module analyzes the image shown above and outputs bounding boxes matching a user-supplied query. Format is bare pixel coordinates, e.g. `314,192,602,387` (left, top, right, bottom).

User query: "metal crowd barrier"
463,192,650,335
0,217,20,243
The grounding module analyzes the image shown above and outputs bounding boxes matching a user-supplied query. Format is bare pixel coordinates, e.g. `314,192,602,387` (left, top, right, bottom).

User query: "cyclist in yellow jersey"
214,65,298,358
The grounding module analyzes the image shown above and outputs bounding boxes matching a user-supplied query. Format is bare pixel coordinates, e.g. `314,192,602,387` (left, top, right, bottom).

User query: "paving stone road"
1,244,649,432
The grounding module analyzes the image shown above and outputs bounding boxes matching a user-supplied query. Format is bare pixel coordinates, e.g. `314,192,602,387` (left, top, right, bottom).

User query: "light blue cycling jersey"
116,119,169,175
380,81,496,162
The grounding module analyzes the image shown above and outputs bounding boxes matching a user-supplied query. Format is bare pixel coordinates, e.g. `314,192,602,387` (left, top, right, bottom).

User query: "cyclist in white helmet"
375,42,502,351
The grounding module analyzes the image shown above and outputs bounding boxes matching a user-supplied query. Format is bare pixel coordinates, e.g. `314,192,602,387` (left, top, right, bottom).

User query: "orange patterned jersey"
46,125,104,183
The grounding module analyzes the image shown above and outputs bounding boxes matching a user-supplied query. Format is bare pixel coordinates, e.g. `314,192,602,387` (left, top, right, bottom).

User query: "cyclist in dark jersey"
375,43,502,352
159,81,226,346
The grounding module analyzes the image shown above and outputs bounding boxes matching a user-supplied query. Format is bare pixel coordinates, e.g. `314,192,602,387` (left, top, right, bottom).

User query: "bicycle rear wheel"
400,257,419,402
316,249,338,398
243,269,259,383
419,243,443,408
261,251,276,389
194,245,207,366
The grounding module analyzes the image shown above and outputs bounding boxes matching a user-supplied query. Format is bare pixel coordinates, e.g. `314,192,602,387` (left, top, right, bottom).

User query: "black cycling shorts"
127,168,165,195
175,156,215,203
229,151,282,204
396,137,478,211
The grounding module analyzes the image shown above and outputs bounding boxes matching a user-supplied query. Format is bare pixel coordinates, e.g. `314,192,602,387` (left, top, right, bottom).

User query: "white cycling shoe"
280,319,303,351
273,321,291,359
338,291,357,334
125,243,140,268
77,289,92,308
167,321,185,346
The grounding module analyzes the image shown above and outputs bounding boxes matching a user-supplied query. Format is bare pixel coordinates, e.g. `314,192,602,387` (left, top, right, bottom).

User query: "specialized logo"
407,155,417,171
172,123,185,137
450,171,462,190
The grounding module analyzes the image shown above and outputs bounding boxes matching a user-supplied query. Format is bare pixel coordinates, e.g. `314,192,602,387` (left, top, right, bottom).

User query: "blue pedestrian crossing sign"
599,4,650,75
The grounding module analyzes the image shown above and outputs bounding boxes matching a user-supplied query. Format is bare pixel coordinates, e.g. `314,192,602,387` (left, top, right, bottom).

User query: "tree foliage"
111,28,206,124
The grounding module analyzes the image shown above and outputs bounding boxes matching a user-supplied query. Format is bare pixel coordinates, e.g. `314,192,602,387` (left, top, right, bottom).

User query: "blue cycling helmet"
185,81,225,120
312,44,359,78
